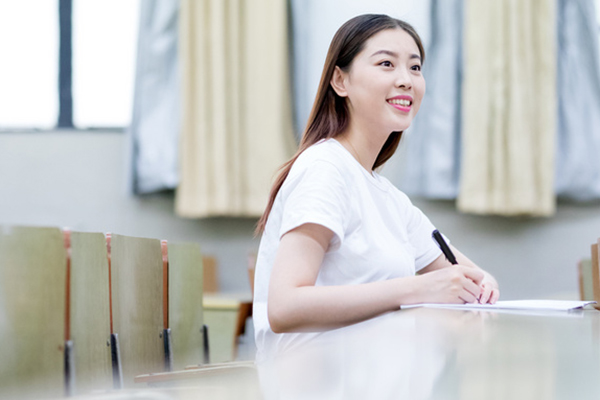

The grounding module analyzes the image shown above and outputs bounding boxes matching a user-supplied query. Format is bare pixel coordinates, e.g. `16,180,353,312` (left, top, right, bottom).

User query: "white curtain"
175,0,296,217
130,0,180,194
129,0,600,215
555,0,600,200
386,0,463,199
458,0,557,216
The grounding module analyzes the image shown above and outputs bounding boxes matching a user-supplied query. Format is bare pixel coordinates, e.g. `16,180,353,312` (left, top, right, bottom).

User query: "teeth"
388,99,411,107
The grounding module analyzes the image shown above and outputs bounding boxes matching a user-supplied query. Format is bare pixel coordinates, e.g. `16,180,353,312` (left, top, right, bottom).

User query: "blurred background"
1,0,600,300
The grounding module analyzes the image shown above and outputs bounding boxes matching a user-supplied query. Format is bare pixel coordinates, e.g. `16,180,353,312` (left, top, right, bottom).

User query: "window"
0,0,59,129
0,0,139,130
72,0,139,128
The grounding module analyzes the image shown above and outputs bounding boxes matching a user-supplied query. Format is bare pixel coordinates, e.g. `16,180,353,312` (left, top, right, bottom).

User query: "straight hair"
256,14,425,235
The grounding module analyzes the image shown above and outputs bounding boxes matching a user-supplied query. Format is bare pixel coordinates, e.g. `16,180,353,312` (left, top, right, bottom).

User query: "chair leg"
163,328,173,372
64,340,74,396
110,333,123,389
203,324,210,364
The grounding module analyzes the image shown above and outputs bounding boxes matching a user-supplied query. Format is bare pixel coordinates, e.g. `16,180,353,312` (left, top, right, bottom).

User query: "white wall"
0,131,259,292
1,130,599,299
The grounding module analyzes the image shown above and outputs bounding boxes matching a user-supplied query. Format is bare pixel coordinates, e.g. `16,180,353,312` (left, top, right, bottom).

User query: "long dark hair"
256,14,425,235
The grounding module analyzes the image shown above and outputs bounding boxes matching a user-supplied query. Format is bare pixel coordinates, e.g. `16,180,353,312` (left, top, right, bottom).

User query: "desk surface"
52,307,600,400
258,307,600,400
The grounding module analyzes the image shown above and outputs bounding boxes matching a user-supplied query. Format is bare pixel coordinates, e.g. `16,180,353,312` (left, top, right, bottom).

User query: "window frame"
0,0,131,133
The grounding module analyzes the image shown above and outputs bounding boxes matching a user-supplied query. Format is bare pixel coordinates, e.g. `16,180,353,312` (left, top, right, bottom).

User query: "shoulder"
287,139,352,183
277,139,355,213
295,139,349,169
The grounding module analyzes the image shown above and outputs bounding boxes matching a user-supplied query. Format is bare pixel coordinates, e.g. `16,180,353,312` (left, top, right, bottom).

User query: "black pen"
432,229,458,265
432,229,483,304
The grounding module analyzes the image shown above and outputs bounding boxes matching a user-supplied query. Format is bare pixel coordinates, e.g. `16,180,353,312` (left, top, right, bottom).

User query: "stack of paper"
401,300,597,311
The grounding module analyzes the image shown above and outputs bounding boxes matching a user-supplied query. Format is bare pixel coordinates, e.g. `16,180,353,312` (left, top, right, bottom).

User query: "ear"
330,66,348,97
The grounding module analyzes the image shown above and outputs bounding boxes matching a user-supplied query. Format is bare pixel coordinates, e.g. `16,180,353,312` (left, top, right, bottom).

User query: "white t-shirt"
253,138,442,362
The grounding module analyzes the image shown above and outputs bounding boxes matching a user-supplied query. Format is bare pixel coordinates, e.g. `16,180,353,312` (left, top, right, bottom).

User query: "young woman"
253,14,499,361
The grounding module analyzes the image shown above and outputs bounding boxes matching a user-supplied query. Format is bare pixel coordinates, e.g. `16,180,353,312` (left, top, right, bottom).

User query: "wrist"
397,275,423,306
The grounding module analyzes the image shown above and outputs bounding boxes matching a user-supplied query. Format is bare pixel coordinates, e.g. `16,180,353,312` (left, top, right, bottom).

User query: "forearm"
268,276,420,333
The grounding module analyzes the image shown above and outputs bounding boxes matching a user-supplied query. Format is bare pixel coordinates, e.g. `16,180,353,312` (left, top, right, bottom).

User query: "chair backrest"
247,252,257,297
110,233,164,387
167,242,205,370
69,231,113,394
591,240,600,308
578,258,594,301
0,226,66,399
203,255,219,293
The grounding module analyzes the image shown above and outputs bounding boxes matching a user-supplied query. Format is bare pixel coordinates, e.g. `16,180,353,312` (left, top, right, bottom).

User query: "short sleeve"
279,160,350,251
404,201,443,271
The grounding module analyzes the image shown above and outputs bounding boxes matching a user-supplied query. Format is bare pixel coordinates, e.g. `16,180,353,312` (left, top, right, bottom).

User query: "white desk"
258,307,600,399
47,307,600,399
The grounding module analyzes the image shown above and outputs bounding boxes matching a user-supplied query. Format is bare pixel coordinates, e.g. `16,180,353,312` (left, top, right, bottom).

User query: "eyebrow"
370,50,421,62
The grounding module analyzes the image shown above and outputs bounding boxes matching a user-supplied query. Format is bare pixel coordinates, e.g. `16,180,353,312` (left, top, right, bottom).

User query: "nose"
395,67,412,89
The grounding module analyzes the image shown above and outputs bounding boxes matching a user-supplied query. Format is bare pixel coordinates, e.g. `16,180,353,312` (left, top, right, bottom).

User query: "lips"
387,95,413,112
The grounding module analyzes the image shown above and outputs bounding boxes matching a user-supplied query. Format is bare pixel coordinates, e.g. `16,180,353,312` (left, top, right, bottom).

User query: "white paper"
400,300,597,311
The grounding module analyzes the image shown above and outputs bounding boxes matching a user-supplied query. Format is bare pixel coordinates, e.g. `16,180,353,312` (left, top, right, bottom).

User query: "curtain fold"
458,0,557,216
555,0,600,200
176,0,296,218
130,0,180,194
387,0,462,199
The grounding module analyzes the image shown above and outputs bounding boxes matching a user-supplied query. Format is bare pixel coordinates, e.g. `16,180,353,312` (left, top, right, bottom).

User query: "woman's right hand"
414,266,484,304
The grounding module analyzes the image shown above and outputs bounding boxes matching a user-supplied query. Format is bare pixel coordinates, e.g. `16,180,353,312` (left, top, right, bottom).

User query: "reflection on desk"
258,307,600,400
47,307,600,400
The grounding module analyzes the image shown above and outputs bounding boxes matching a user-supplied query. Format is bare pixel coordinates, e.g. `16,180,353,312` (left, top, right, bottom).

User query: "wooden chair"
578,258,594,301
166,241,207,370
201,254,253,363
0,226,67,399
247,252,256,296
67,230,113,395
203,295,250,363
109,233,165,388
203,255,219,294
134,248,258,389
591,240,600,310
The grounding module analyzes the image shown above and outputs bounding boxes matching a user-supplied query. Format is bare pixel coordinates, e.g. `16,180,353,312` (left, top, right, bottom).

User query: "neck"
337,122,389,172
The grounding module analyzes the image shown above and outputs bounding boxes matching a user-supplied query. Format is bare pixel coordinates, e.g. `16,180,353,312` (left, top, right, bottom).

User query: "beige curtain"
458,0,557,216
176,0,296,218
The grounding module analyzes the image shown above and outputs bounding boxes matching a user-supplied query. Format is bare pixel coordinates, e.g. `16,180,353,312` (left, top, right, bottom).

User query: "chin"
392,122,412,132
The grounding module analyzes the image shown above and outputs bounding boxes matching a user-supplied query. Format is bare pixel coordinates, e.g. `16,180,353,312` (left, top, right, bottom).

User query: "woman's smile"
387,95,413,113
331,28,426,139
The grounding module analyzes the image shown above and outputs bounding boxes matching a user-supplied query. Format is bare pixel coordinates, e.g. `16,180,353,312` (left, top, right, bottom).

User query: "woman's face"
336,28,425,137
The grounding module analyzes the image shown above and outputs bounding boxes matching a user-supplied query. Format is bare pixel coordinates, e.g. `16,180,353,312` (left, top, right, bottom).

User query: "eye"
379,60,393,68
411,64,422,72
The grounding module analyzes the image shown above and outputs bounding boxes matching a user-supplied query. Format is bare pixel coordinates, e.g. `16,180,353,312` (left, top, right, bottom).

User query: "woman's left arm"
419,245,500,304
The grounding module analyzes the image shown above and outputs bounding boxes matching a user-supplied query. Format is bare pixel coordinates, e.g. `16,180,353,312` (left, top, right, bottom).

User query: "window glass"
0,0,59,129
72,0,139,128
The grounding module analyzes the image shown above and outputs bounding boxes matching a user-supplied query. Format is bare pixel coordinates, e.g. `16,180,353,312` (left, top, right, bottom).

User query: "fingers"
426,266,495,305
478,282,500,304
445,267,481,303
489,288,500,304
459,289,479,304
460,266,485,285
479,282,493,304
462,277,482,302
